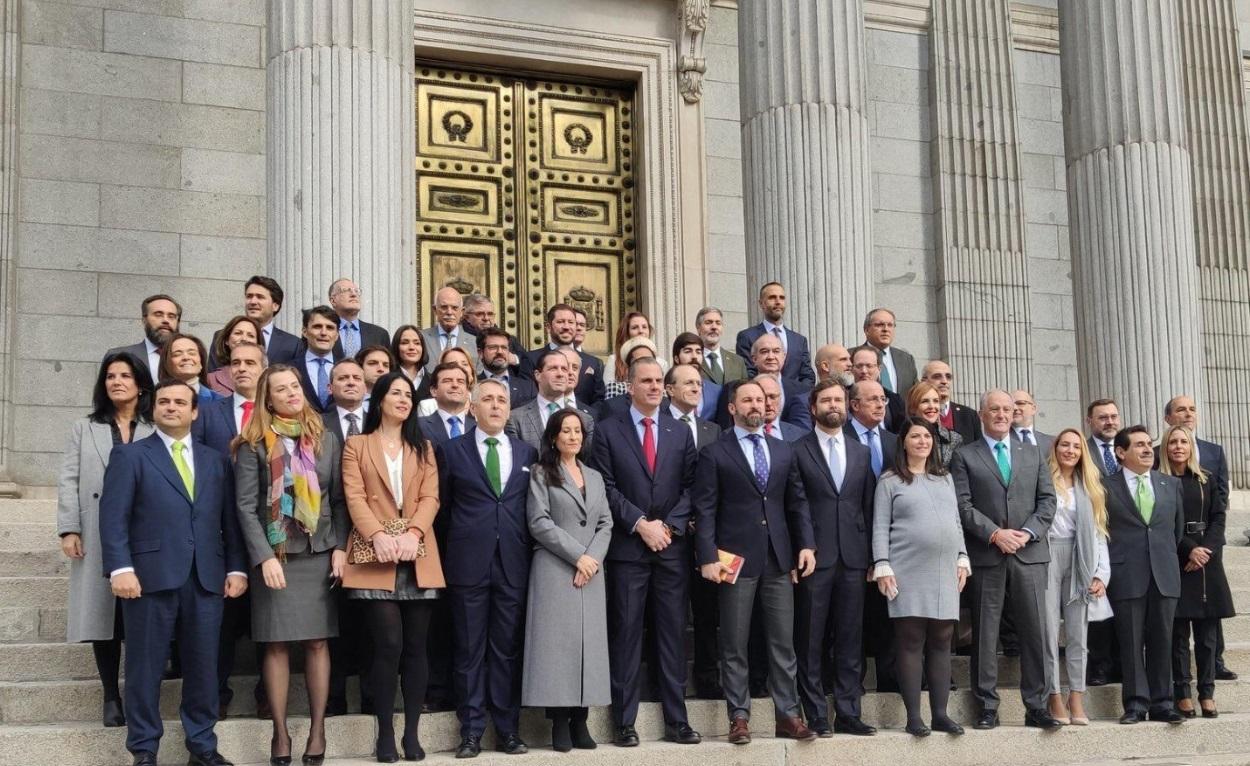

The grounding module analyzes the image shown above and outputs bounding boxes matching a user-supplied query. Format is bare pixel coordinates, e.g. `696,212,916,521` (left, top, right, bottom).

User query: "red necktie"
939,406,954,430
764,422,774,437
241,401,254,426
641,417,656,473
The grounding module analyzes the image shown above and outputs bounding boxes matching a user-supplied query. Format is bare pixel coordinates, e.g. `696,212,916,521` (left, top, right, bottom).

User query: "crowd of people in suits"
54,277,1238,766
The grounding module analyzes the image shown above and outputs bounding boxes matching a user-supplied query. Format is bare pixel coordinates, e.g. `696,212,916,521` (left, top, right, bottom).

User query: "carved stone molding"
677,0,711,104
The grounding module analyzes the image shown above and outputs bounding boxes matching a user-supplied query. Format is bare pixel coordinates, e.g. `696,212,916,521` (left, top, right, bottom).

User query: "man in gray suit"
1105,425,1185,724
105,294,181,383
420,286,479,374
1011,389,1053,454
505,349,594,451
696,307,747,387
949,389,1059,730
858,308,917,395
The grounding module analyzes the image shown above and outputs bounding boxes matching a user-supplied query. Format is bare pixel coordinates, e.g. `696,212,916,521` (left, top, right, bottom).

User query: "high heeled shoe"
1201,702,1219,719
270,732,292,766
375,734,399,764
401,731,425,761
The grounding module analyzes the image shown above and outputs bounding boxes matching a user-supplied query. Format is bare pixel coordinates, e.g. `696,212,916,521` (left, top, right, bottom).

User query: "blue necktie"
342,322,360,357
748,434,769,492
448,416,462,438
1100,442,1118,475
865,428,883,476
314,357,330,407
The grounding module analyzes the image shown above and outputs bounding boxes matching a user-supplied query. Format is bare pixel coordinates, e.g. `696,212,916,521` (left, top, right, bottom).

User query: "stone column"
1177,0,1250,486
267,0,415,331
738,0,873,346
0,0,19,496
929,0,1033,405
1058,0,1203,430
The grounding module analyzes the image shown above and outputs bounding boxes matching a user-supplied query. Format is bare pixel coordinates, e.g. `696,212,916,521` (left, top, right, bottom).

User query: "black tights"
366,600,433,742
895,617,955,727
92,607,124,702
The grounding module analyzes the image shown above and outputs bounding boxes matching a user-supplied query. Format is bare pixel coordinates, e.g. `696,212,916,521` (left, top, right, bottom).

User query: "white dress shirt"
983,434,1013,471
438,325,462,351
536,394,563,427
335,404,365,439
304,349,333,395
733,425,770,473
231,393,252,434
474,427,513,485
1050,485,1077,540
670,403,699,445
260,321,275,350
437,407,470,438
630,406,660,453
1012,426,1037,446
1123,468,1154,503
877,345,898,391
385,451,404,507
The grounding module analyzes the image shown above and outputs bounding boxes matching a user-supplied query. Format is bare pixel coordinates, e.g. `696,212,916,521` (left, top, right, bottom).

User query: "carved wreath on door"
442,110,474,142
563,123,593,154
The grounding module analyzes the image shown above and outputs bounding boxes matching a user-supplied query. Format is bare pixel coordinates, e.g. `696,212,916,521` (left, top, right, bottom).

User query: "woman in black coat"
1159,425,1235,718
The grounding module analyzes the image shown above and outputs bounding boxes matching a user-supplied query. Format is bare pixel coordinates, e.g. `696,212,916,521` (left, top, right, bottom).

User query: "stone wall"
11,0,266,483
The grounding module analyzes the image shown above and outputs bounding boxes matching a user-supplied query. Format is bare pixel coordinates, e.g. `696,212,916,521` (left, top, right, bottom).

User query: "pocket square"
521,466,530,473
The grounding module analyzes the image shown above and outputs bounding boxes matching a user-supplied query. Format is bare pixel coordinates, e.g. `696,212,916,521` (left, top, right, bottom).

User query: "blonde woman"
417,346,476,417
233,365,349,765
1159,424,1234,718
1043,428,1111,725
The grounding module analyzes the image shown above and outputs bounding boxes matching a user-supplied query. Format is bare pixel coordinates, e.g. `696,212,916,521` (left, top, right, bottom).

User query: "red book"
717,549,745,584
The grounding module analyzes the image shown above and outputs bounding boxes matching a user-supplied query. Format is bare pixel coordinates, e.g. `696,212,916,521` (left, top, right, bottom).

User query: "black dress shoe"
833,716,877,736
455,736,481,759
1202,705,1219,719
614,725,639,747
1087,672,1109,687
905,721,931,737
497,733,528,755
376,734,399,763
931,716,964,735
1024,708,1063,730
132,753,156,766
973,711,999,730
188,751,234,766
1148,709,1185,724
1178,704,1197,719
808,718,834,738
1119,711,1145,725
1216,667,1239,681
103,698,126,727
401,731,425,761
663,722,702,744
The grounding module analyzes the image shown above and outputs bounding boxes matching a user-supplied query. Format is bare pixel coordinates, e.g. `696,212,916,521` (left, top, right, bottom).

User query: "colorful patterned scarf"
263,416,322,560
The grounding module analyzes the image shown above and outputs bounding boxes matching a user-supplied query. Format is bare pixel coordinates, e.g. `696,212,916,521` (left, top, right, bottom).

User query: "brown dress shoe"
775,716,817,740
728,717,751,745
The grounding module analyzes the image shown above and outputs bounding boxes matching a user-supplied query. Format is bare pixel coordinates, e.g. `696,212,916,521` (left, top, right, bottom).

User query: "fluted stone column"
1178,0,1250,486
738,0,872,345
1059,0,1203,430
929,0,1033,405
267,0,415,331
0,0,18,496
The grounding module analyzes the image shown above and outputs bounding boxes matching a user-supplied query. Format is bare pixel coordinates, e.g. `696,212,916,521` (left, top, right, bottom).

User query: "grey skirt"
251,550,338,643
347,560,441,602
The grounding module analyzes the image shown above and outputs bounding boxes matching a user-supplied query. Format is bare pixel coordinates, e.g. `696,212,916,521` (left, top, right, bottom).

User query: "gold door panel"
415,65,636,357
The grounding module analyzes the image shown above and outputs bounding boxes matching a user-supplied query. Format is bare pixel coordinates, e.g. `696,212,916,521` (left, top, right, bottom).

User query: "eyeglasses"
927,373,953,380
333,287,363,297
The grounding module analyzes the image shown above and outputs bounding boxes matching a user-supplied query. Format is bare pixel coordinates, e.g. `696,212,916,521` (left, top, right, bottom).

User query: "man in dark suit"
190,341,266,718
858,308,918,395
667,363,722,450
106,294,181,384
506,349,594,451
99,379,247,766
1163,395,1237,681
477,327,535,407
355,345,393,390
417,362,475,446
850,347,905,433
521,304,605,406
1104,425,1186,724
437,379,538,757
1011,389,1053,453
328,278,389,360
462,294,525,368
209,276,300,370
756,374,809,442
591,359,701,747
420,285,479,374
290,306,340,414
715,333,810,430
949,389,1059,730
693,379,816,744
1083,397,1123,685
921,360,980,444
793,380,877,736
734,282,814,386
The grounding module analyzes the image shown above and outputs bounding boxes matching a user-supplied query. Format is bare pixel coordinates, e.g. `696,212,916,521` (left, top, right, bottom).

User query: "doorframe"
412,9,694,347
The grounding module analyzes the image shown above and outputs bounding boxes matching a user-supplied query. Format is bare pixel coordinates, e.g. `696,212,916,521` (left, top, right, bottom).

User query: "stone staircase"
2,495,1249,766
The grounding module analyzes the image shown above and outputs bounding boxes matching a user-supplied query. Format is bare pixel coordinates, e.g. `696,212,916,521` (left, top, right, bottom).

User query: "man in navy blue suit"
520,304,606,406
693,379,816,745
734,282,814,386
715,333,811,430
436,379,538,758
756,374,809,442
477,326,536,407
208,276,299,370
100,379,247,766
591,358,702,747
290,306,340,413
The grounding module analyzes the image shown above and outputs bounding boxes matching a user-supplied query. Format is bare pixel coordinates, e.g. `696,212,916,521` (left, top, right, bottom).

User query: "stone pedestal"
738,0,873,346
266,0,415,331
929,0,1033,405
1059,0,1203,429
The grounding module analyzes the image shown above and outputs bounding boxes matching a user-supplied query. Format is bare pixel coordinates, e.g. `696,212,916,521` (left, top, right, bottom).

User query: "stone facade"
0,0,1245,486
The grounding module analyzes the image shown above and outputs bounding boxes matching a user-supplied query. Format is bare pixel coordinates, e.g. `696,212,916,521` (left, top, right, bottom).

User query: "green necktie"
707,351,723,384
172,441,194,499
880,358,894,392
994,441,1011,485
484,437,502,496
1135,475,1154,524
547,401,559,414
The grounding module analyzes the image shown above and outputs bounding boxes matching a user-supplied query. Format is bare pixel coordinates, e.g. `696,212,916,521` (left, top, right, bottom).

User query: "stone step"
0,522,55,552
1,708,1249,766
0,577,68,609
0,549,67,576
0,499,56,524
0,639,263,682
0,607,66,644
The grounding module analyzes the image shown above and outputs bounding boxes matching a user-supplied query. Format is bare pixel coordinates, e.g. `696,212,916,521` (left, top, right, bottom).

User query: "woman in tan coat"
342,371,444,763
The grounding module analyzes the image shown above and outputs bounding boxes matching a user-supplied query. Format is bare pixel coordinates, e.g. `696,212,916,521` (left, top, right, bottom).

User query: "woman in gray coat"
233,365,348,766
522,409,612,752
57,352,154,727
872,417,970,738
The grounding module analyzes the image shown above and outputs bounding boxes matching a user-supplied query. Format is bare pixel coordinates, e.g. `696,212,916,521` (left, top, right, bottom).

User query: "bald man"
814,344,854,387
421,285,480,373
329,277,390,359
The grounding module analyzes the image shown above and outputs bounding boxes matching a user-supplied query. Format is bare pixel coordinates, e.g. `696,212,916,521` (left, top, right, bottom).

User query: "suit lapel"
143,435,193,504
1109,473,1143,527
190,442,208,509
975,439,1008,488
803,435,839,495
365,433,399,507
559,462,588,511
620,417,654,478
724,434,763,495
90,421,114,464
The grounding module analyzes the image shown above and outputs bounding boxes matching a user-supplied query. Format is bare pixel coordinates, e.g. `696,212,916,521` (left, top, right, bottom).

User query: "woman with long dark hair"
341,372,444,762
521,409,612,751
232,365,349,766
56,352,154,726
389,325,431,401
872,417,969,737
207,316,262,394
